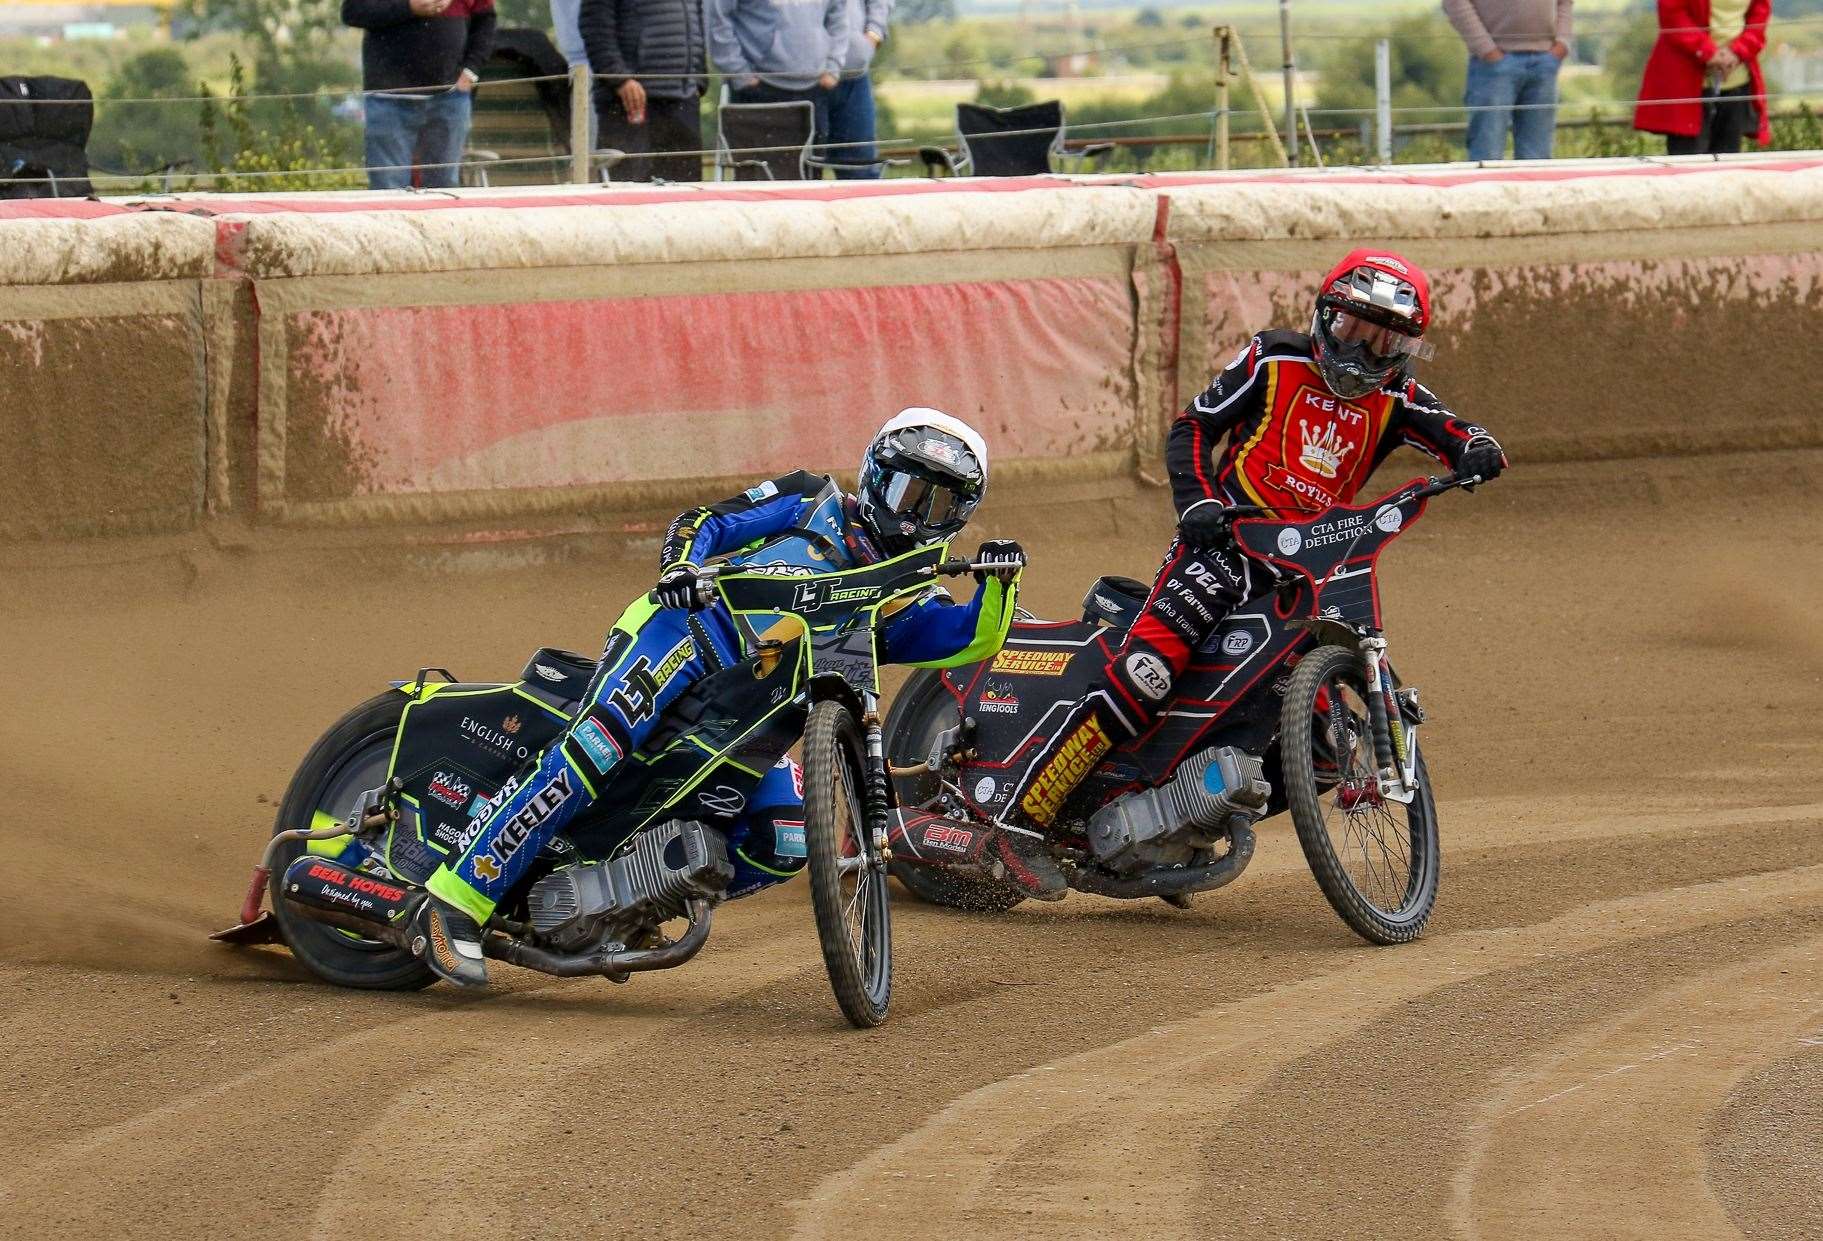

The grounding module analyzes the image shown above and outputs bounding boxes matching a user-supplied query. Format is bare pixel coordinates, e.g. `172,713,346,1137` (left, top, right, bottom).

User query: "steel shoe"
991,822,1068,902
410,896,490,988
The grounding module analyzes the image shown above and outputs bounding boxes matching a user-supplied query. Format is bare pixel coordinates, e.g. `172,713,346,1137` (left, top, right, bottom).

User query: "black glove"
1177,501,1230,550
654,563,706,611
973,539,1026,585
1458,434,1507,484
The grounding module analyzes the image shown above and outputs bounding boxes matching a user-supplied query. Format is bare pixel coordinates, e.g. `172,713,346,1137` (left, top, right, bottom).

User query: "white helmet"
857,408,989,554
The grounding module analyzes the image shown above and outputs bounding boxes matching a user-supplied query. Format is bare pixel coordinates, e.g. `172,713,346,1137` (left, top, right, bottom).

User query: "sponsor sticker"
922,822,974,853
572,718,624,775
533,663,566,683
1020,717,1111,825
773,820,807,858
426,770,472,810
744,480,780,503
989,649,1074,677
1374,505,1403,532
973,776,997,803
920,438,963,466
1277,527,1303,556
1221,629,1255,656
978,681,1021,715
651,636,695,688
1125,651,1173,701
698,785,746,816
472,770,574,879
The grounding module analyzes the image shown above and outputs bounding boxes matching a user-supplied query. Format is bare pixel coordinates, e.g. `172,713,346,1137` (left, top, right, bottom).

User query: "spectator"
1634,0,1772,155
1442,0,1573,161
549,0,596,149
581,0,709,181
824,0,890,179
343,0,497,190
707,0,848,166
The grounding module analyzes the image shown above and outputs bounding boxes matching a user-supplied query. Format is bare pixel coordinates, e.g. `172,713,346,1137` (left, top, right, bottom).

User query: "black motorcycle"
883,473,1481,944
215,540,990,1027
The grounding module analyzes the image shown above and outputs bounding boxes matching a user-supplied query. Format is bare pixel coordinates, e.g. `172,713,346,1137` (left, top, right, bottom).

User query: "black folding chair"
919,100,1113,178
714,83,900,181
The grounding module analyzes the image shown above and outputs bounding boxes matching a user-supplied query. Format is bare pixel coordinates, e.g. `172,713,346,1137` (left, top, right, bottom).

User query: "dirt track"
2,448,1819,1240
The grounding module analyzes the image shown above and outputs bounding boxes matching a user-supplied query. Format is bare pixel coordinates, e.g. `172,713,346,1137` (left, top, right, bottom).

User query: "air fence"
3,155,1823,542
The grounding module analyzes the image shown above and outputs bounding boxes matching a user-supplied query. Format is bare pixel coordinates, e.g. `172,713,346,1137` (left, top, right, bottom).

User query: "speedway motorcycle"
215,539,990,1027
884,473,1481,944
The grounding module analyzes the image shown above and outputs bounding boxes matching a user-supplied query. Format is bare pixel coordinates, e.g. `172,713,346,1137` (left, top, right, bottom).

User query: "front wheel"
1281,645,1440,945
802,699,892,1027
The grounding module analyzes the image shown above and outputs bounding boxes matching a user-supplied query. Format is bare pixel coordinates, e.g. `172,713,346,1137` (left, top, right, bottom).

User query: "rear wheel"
803,699,892,1027
269,692,436,990
1281,645,1440,945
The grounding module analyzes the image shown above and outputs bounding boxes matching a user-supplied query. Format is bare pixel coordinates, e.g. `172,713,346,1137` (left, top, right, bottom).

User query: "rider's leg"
724,757,808,899
995,538,1256,890
416,601,737,983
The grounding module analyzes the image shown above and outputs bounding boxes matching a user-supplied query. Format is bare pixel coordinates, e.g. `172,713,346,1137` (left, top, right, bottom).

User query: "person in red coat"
1634,0,1772,155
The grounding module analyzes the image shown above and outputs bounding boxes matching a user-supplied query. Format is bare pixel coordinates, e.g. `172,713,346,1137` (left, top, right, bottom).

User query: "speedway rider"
991,249,1508,900
409,409,1025,987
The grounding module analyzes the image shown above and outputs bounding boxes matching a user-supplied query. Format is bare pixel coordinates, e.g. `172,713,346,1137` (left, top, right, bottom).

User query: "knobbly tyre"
214,541,994,1027
884,473,1482,944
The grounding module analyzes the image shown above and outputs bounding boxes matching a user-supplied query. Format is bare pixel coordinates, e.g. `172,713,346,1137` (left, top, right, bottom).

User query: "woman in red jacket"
1634,0,1772,154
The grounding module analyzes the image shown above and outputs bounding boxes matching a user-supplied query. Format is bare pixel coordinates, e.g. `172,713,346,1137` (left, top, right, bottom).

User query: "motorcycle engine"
525,819,734,953
1086,746,1270,875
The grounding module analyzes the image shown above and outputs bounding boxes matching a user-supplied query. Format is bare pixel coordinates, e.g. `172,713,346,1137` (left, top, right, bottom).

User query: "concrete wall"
4,158,1821,540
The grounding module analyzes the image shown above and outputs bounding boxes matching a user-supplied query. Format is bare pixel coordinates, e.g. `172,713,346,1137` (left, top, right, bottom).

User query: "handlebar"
647,555,1017,606
1214,472,1481,524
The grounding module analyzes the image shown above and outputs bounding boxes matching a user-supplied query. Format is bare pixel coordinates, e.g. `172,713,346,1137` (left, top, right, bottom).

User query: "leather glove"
973,539,1026,585
1177,501,1230,550
654,563,706,611
1458,434,1507,483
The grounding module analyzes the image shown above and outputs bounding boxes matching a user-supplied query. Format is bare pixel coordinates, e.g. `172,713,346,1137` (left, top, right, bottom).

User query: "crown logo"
502,714,522,735
1298,419,1356,480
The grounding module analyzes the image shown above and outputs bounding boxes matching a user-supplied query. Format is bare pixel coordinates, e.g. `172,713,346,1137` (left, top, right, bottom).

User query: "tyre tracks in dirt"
2,450,1820,1239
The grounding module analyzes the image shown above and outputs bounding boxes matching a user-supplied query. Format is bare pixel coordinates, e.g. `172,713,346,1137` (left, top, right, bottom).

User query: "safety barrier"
4,154,1822,541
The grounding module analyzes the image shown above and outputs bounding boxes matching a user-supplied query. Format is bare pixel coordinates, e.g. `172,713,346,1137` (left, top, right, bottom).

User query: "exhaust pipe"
485,900,715,980
1068,821,1257,900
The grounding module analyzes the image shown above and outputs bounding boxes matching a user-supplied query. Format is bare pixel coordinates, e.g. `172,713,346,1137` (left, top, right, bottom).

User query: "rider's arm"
1168,335,1271,518
1381,378,1489,469
659,470,828,569
878,577,1019,669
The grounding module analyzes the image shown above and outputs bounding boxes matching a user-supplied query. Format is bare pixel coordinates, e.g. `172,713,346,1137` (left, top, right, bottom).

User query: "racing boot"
408,895,489,988
990,821,1068,902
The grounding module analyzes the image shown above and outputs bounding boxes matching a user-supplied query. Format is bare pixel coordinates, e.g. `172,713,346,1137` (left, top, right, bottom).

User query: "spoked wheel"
1281,646,1440,945
803,699,892,1027
269,692,436,990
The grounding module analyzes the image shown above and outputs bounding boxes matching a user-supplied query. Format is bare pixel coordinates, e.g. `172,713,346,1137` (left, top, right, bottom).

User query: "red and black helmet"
1310,248,1435,400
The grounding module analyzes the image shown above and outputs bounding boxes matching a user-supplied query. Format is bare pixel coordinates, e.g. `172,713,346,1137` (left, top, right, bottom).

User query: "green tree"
895,0,957,27
90,47,204,173
1312,12,1468,130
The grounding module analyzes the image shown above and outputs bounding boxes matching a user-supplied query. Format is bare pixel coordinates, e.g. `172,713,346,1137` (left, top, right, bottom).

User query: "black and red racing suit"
1010,328,1495,828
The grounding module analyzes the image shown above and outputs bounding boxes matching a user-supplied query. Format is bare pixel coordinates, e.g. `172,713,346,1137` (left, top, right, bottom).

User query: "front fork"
1358,634,1421,804
860,690,895,865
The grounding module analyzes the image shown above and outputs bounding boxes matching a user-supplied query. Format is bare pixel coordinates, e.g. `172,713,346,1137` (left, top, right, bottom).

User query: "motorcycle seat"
520,647,596,707
1080,575,1150,631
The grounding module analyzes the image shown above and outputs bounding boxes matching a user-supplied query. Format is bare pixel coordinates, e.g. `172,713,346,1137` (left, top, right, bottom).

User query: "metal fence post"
1214,25,1233,170
1374,38,1392,164
1279,0,1297,167
570,65,591,184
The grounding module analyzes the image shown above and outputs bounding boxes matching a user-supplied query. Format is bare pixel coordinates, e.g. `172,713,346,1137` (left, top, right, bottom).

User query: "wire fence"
9,15,1823,192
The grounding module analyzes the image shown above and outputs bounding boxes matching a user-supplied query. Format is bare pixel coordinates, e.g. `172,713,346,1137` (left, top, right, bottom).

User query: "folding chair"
919,100,1114,178
714,86,816,181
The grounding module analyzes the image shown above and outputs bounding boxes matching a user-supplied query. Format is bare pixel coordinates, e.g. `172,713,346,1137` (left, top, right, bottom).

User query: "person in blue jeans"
343,0,497,189
1444,0,1573,161
825,0,891,179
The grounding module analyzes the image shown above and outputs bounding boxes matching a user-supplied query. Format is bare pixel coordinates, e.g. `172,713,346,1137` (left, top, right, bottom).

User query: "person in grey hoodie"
707,0,848,157
822,0,889,178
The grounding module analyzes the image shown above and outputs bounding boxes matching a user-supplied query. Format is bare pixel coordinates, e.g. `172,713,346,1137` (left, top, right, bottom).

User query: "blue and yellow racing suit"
424,470,1018,923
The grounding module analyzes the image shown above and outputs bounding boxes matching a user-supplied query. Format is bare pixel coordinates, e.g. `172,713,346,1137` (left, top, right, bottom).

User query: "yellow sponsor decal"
1019,717,1111,826
990,648,1074,677
653,636,695,687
